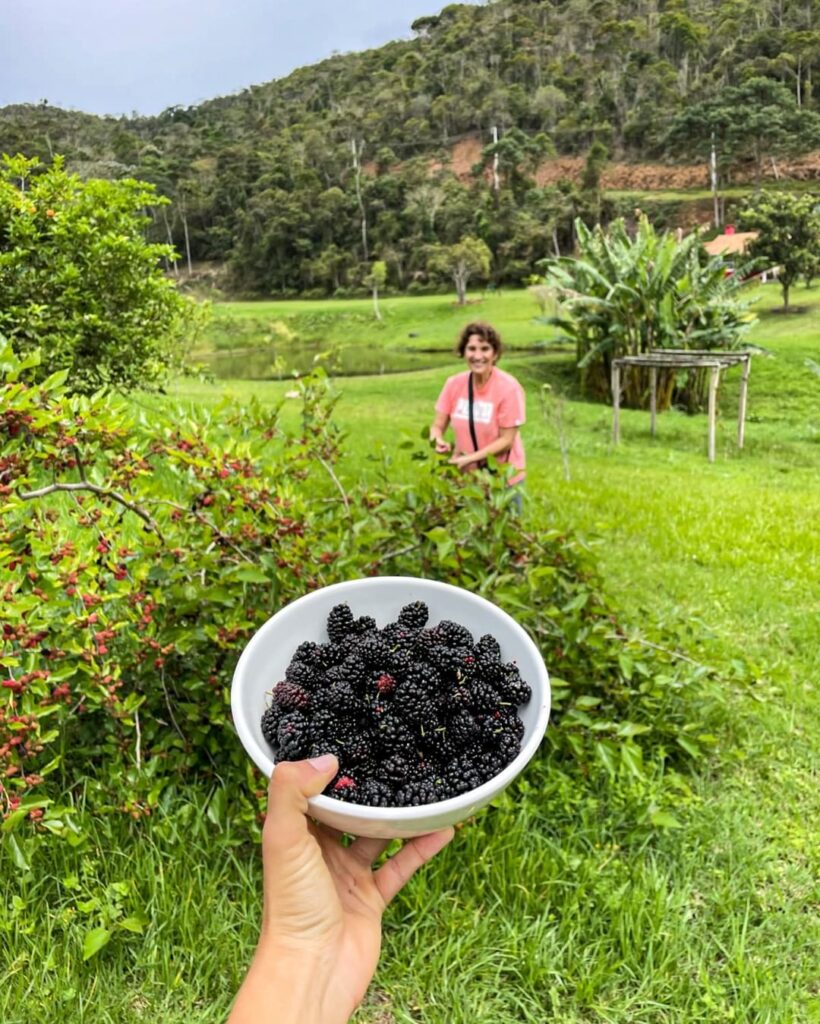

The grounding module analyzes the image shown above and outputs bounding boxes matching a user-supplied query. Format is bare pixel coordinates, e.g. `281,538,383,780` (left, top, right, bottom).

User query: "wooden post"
737,354,751,449
611,362,621,445
649,366,658,437
707,364,719,462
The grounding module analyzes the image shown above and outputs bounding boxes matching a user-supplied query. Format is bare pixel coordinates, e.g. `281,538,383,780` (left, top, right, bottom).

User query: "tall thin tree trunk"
161,206,178,275
710,133,720,228
351,138,369,260
181,198,193,275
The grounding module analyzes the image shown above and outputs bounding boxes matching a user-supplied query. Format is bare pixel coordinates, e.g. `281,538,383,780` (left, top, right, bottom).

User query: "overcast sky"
0,0,483,118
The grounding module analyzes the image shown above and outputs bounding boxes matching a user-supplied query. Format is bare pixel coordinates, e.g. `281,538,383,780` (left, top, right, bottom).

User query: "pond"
190,342,547,380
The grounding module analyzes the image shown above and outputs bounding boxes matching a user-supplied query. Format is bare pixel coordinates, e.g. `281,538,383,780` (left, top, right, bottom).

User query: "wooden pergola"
611,350,753,462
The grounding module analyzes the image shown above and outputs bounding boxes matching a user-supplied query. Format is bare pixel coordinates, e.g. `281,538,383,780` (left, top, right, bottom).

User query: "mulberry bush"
0,340,718,843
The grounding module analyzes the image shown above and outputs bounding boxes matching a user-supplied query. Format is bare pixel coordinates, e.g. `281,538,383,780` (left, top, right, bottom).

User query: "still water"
192,343,544,381
193,343,462,380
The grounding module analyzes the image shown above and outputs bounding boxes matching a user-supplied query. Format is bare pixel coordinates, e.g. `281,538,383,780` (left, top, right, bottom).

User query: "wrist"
232,944,347,1024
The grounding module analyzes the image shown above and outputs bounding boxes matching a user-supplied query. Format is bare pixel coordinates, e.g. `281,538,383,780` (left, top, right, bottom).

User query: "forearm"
429,411,450,443
228,947,348,1024
462,433,514,464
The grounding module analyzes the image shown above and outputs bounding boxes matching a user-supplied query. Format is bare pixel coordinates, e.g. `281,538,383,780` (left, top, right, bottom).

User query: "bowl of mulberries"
231,577,550,838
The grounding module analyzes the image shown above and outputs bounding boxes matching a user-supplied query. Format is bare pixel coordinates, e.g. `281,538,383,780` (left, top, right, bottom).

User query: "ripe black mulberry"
260,600,530,808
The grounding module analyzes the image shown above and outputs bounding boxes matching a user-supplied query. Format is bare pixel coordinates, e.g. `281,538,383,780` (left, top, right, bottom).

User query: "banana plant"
541,217,757,407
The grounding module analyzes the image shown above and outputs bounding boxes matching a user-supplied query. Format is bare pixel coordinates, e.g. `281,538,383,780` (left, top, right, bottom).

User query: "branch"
134,709,142,772
317,456,350,514
17,480,164,541
373,541,422,564
147,498,252,564
607,631,711,670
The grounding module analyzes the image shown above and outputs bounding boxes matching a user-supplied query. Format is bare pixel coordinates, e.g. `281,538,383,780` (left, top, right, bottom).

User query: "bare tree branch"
318,456,350,514
17,480,164,541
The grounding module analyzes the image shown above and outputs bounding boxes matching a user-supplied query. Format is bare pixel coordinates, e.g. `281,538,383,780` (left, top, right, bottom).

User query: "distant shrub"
0,154,201,395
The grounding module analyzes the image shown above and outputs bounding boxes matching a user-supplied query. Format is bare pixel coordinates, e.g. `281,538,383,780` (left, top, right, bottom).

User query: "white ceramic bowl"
231,576,550,838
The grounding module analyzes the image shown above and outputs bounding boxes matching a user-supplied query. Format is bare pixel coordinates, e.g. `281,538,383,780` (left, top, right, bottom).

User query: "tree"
426,236,492,305
739,190,820,310
0,154,197,394
580,141,609,223
365,260,387,320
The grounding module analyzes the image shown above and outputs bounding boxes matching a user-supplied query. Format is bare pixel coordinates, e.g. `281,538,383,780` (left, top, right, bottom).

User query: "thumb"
266,754,338,824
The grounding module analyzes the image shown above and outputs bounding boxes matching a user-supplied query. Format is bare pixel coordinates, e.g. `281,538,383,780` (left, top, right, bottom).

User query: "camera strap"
467,373,490,471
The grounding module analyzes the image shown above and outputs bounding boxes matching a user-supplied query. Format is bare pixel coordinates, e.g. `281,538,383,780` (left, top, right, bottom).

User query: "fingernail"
308,753,337,773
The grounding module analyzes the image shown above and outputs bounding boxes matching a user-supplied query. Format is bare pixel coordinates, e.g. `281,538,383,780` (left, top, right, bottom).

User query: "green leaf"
574,695,601,708
4,834,30,872
1,809,29,834
617,653,634,679
82,927,112,961
564,592,589,613
650,809,683,829
616,721,652,738
119,915,147,934
677,736,703,759
230,565,270,584
206,786,227,828
595,740,618,780
620,742,645,781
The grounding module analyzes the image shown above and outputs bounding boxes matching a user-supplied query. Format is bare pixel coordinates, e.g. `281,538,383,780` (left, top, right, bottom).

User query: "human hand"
228,754,454,1024
432,436,452,454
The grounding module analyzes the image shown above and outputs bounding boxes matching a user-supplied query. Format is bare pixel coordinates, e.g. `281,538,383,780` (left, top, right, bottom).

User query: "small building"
702,228,759,257
702,228,777,282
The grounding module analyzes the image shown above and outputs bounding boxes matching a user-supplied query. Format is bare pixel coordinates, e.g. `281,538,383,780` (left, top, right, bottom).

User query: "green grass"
605,180,820,202
3,283,818,1022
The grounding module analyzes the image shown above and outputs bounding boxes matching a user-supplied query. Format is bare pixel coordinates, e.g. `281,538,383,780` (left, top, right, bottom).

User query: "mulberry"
398,601,429,629
326,603,354,643
259,599,530,808
277,711,310,759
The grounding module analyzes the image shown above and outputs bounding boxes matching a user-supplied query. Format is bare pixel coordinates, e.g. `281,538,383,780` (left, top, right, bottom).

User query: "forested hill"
3,0,820,296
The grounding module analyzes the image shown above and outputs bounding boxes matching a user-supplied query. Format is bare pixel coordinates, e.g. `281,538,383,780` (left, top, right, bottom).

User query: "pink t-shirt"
436,367,526,482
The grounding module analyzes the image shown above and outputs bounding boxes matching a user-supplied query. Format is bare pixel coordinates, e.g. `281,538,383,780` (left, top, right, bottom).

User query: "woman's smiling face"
463,335,498,376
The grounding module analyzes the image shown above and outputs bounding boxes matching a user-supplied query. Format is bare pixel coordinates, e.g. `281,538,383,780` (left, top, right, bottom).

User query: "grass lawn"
3,285,818,1023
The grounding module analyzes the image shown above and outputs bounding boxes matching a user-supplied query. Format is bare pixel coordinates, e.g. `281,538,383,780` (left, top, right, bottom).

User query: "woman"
429,321,526,485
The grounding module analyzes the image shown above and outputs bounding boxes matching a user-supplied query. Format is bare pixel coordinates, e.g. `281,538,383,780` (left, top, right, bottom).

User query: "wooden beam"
707,365,720,462
611,363,621,445
738,354,751,449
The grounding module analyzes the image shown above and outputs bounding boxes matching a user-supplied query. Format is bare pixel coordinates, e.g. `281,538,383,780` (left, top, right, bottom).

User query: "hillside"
2,0,820,295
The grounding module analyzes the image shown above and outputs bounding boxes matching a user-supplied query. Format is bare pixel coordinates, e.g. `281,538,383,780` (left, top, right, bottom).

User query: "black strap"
467,373,491,471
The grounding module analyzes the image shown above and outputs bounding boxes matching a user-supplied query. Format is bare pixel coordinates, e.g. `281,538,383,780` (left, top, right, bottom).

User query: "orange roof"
703,231,759,256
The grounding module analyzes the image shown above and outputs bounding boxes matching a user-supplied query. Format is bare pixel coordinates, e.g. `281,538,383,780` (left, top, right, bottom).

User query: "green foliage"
426,236,492,305
0,155,200,394
542,216,756,405
665,77,820,184
0,340,716,851
739,188,820,309
5,3,820,298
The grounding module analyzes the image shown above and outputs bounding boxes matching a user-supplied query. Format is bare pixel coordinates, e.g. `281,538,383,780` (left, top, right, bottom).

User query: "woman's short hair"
456,321,503,358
